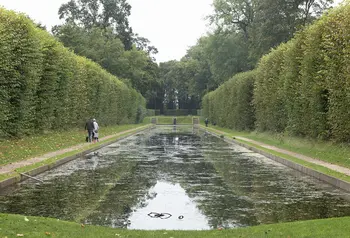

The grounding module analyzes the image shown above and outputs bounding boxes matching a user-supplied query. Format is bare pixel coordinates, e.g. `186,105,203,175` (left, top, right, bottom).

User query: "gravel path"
0,126,148,175
207,127,350,176
3,125,350,178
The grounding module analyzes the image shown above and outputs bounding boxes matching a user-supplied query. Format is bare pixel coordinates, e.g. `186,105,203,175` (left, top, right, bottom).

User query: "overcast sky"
0,0,344,63
0,0,213,63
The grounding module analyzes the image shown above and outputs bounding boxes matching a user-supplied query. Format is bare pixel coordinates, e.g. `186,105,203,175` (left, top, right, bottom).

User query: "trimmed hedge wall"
202,3,350,142
0,8,145,138
202,71,256,131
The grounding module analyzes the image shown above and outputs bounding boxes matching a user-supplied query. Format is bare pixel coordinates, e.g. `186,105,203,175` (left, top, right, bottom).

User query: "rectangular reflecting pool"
1,126,350,230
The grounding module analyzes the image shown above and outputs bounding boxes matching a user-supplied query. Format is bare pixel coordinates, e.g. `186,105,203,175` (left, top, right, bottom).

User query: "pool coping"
0,125,154,190
201,126,350,192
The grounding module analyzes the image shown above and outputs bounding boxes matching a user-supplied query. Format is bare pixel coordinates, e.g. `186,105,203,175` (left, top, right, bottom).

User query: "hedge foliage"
0,8,145,138
202,3,350,142
202,71,256,131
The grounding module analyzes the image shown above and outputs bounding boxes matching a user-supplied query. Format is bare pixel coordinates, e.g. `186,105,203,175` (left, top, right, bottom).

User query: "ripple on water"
1,126,350,230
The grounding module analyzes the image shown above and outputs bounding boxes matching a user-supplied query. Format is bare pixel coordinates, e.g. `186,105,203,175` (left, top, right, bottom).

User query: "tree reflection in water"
1,127,350,230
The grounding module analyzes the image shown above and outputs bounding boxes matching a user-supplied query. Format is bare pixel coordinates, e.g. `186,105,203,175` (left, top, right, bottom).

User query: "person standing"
205,118,209,127
92,118,99,142
85,118,94,142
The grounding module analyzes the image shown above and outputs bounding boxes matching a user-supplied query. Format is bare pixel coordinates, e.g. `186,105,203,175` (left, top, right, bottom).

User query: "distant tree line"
50,0,334,114
203,3,350,142
0,8,145,139
159,0,333,112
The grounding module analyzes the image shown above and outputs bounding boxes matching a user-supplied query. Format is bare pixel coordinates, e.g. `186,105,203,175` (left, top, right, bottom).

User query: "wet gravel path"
0,126,149,175
205,127,350,176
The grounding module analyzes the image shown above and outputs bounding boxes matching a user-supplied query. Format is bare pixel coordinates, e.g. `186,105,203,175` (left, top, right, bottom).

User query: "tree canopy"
58,0,133,49
157,0,333,112
53,0,334,112
53,0,162,108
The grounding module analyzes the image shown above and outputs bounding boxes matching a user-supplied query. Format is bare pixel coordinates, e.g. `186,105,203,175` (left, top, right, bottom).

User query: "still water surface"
1,126,350,230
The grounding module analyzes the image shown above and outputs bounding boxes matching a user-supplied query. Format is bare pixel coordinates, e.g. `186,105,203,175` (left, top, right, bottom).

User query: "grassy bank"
201,124,350,168
1,213,350,238
144,116,198,125
0,123,149,166
0,124,150,182
201,124,350,181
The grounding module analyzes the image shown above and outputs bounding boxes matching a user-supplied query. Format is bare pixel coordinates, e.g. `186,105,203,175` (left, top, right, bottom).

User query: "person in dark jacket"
85,118,94,142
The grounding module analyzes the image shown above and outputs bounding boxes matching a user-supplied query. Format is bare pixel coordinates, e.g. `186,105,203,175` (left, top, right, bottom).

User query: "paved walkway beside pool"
0,126,149,175
205,127,350,176
2,125,350,178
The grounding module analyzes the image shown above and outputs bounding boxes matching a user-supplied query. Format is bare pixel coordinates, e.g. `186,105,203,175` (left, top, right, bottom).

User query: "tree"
53,24,125,75
117,48,157,96
133,34,159,60
53,0,160,109
185,37,214,96
203,32,250,84
57,0,158,56
159,61,178,110
210,0,257,41
159,58,208,111
58,0,133,50
299,0,334,25
210,0,333,65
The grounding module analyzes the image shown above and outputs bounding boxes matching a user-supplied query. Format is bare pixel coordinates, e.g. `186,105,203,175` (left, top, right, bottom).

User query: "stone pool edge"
201,126,350,193
0,125,154,189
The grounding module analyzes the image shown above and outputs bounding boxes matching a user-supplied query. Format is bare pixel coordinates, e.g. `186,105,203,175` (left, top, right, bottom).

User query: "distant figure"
173,117,177,125
85,118,94,142
205,118,209,127
92,118,99,142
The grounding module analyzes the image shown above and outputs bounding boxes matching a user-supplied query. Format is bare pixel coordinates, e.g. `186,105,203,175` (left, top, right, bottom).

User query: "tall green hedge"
320,4,350,142
0,8,145,138
254,45,288,133
202,3,350,142
202,71,256,131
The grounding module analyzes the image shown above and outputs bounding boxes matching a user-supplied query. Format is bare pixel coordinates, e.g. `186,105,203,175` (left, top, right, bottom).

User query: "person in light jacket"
92,118,99,142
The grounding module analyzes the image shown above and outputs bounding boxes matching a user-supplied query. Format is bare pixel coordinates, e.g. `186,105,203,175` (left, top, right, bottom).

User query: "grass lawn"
201,124,350,169
200,124,350,182
143,116,198,125
0,124,151,182
0,123,149,167
1,213,350,238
